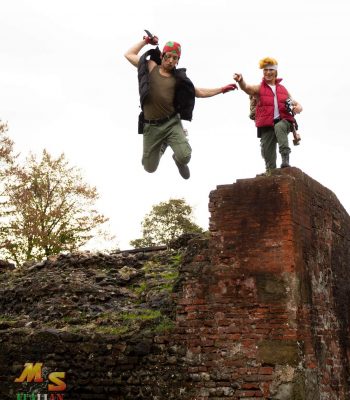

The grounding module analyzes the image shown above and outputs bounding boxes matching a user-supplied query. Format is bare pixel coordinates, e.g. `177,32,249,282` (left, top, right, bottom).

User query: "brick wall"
174,167,350,399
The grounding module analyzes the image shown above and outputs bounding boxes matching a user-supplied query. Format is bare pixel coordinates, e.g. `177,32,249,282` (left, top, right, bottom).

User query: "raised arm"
233,73,260,96
124,32,159,68
124,40,149,67
195,83,237,98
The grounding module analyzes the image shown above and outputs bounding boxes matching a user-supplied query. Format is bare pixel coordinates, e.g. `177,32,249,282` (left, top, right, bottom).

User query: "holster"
138,111,145,134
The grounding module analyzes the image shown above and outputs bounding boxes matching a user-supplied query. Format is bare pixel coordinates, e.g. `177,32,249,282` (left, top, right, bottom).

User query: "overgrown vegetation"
0,247,185,337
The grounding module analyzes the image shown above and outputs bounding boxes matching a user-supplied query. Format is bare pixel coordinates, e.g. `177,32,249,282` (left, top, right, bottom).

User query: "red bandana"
162,41,181,57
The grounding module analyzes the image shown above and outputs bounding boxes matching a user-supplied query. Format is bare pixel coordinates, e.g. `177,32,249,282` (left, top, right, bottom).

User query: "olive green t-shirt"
143,66,176,120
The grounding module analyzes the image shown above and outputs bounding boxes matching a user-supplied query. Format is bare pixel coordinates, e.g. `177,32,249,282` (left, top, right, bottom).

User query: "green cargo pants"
260,119,292,171
142,115,191,173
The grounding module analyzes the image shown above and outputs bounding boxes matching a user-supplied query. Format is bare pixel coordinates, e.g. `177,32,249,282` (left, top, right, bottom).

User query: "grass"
153,317,175,333
131,281,148,294
94,326,129,335
0,315,17,324
170,253,182,266
160,271,178,280
119,309,161,321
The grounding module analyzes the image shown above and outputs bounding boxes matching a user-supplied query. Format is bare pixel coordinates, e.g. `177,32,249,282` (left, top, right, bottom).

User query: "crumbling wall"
174,167,350,399
1,168,349,399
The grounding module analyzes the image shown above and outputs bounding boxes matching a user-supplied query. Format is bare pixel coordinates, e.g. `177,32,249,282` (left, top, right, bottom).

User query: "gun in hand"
143,30,159,45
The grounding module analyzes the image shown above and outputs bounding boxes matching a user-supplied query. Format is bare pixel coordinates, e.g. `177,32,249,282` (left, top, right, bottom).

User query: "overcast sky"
1,0,349,249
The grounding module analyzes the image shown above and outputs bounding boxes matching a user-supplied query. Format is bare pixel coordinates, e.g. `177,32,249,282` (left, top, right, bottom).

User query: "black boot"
280,153,290,168
173,154,190,179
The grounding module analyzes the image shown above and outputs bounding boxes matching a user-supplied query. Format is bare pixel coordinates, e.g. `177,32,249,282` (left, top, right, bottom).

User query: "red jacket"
255,78,295,127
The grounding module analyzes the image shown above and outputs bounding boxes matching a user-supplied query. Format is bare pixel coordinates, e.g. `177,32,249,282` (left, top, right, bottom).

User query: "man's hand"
143,30,159,45
293,103,303,114
143,35,159,45
233,73,242,82
221,83,238,94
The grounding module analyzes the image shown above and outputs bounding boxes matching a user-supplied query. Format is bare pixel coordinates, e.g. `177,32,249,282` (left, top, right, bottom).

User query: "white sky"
1,0,349,249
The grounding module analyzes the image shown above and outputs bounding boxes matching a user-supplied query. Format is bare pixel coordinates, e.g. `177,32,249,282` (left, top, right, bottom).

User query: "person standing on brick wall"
234,57,303,175
124,31,237,179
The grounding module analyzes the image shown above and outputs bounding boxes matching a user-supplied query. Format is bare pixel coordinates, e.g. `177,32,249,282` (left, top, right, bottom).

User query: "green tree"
0,149,109,265
0,121,16,174
130,198,204,248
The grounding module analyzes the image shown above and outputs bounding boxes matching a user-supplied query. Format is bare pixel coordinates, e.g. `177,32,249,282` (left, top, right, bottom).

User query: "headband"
263,64,278,70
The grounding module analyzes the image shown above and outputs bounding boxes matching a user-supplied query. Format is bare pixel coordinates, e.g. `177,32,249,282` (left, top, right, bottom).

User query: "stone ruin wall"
176,167,350,399
1,167,350,399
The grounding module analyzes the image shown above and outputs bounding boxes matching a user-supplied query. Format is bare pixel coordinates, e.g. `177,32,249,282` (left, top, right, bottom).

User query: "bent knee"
144,166,157,173
142,156,159,173
176,153,191,165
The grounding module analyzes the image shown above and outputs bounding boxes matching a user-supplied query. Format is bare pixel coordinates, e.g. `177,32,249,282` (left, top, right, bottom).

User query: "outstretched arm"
233,73,260,96
195,83,237,98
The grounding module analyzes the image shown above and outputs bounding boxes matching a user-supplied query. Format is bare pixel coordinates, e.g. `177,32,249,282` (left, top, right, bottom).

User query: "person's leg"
260,127,277,171
166,117,192,179
167,118,191,164
274,120,291,167
142,124,166,173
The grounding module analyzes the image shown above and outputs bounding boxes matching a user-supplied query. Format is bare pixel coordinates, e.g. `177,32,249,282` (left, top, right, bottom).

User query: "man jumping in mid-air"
124,31,237,179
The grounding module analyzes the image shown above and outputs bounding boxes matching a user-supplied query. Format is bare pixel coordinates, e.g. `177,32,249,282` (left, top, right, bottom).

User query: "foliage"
130,198,203,247
0,149,109,265
119,309,161,321
0,121,16,177
152,317,175,333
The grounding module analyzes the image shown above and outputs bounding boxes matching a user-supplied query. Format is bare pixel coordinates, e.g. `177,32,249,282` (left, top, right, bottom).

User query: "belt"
144,113,177,125
274,118,281,124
